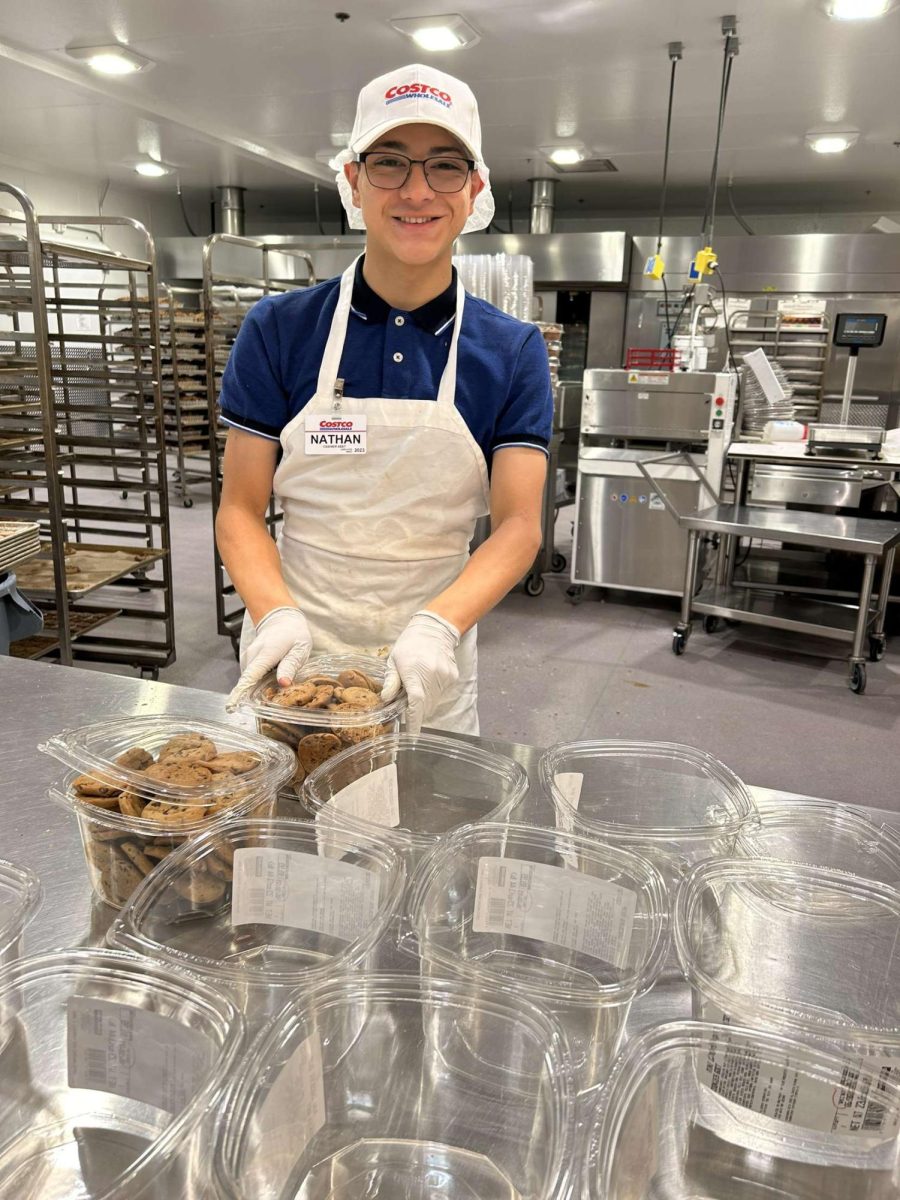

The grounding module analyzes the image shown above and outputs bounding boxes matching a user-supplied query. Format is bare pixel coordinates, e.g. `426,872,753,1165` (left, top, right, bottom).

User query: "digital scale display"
833,312,887,348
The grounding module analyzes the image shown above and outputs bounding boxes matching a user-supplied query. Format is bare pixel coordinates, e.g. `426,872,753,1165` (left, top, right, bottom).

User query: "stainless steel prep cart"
641,441,900,694
3,657,898,1046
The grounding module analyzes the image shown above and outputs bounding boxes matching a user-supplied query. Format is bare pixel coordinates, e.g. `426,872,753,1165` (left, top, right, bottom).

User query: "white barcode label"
251,1034,326,1195
67,997,210,1113
472,857,636,970
231,847,380,941
699,1000,900,1137
554,771,583,833
322,763,401,829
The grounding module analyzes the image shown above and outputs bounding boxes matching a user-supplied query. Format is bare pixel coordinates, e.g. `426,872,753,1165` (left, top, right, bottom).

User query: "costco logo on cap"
385,81,453,109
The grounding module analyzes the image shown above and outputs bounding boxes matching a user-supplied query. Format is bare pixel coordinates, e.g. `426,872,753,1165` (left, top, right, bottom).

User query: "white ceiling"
1,0,899,223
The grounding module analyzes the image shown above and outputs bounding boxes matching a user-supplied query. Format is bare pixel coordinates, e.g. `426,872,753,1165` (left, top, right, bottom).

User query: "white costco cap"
331,63,494,234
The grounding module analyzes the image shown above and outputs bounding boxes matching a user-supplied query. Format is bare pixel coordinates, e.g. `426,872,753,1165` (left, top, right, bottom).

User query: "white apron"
241,257,491,734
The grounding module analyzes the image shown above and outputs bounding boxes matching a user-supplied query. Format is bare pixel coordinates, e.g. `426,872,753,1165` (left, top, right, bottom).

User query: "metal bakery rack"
158,283,210,508
0,182,174,676
201,234,315,651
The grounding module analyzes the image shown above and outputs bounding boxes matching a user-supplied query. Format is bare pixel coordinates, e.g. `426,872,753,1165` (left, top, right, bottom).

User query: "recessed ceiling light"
806,131,859,153
548,146,584,166
390,14,480,51
66,43,154,75
135,161,170,177
826,0,892,17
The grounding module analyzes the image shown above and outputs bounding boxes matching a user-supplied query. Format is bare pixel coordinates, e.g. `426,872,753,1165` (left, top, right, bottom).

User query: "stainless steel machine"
570,369,738,597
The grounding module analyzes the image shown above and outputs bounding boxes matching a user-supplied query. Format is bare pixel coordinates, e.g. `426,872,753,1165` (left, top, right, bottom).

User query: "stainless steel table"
3,657,898,1039
643,440,900,692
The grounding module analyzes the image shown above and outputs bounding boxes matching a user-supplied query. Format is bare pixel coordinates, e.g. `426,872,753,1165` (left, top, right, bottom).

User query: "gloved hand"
382,610,460,736
226,605,312,710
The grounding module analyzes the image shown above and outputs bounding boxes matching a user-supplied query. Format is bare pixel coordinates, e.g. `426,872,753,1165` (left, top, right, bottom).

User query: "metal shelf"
201,233,315,641
0,183,175,670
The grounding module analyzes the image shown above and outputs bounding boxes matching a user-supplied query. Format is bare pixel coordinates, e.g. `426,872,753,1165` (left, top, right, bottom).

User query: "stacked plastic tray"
6,733,900,1199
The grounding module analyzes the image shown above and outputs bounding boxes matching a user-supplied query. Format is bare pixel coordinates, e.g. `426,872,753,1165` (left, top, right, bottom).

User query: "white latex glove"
226,606,312,710
382,610,460,736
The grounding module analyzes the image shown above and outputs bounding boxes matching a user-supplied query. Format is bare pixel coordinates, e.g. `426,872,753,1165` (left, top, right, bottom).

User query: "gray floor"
87,467,900,807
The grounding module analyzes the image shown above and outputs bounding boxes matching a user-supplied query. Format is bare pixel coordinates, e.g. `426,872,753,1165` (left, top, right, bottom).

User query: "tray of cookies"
40,717,295,908
238,654,407,794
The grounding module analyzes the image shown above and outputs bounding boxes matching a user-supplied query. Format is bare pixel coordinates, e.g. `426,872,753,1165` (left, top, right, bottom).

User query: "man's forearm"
215,504,296,626
425,515,541,635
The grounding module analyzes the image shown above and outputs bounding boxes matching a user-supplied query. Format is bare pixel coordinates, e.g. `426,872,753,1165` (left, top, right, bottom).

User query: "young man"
218,63,552,735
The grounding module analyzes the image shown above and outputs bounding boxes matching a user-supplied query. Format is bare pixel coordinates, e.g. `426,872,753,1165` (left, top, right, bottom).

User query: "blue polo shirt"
218,258,552,470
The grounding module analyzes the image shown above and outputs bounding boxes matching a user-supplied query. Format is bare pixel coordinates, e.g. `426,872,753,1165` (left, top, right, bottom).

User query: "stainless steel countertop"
682,503,900,553
729,440,900,470
3,656,898,1040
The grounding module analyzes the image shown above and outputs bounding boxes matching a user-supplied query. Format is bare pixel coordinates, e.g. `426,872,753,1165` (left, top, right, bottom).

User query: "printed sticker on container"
473,857,636,970
67,997,212,1113
250,1034,326,1196
231,847,380,941
554,771,583,834
322,763,401,829
699,1000,900,1138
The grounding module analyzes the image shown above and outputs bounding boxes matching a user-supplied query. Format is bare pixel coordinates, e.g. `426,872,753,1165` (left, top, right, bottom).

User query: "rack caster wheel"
139,667,159,682
524,573,545,597
183,497,193,508
566,585,585,606
551,553,567,573
702,615,721,635
849,662,867,695
868,634,886,662
672,630,688,656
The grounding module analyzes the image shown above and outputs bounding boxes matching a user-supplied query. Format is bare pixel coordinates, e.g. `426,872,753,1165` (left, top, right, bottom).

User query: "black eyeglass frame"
357,151,476,193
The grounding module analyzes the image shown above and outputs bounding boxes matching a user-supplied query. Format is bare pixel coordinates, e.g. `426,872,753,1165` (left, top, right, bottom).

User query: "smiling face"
344,122,484,269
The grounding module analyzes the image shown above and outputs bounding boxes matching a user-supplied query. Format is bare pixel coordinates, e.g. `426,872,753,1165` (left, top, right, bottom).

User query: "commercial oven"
571,369,738,596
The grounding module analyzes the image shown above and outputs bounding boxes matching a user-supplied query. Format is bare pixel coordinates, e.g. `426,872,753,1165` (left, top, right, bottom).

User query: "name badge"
304,413,367,455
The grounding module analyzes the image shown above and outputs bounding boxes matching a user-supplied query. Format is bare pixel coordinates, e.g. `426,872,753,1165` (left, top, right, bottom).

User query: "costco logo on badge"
318,420,353,430
385,82,453,109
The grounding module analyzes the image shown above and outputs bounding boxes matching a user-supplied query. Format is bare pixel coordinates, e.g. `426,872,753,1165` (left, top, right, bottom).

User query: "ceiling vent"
549,157,618,175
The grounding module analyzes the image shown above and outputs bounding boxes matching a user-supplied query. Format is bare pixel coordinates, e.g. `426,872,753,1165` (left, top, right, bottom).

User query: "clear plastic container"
582,1021,900,1200
301,731,529,865
736,796,900,888
0,946,244,1200
214,974,575,1200
41,716,295,909
675,857,900,1129
109,818,405,1028
407,822,669,1096
239,654,407,796
539,740,757,885
0,859,41,970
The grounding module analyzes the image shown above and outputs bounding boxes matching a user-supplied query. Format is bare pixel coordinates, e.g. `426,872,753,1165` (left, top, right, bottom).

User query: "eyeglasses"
358,151,475,193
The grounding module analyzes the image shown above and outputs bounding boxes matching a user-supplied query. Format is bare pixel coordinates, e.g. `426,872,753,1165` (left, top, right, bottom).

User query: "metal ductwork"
529,178,556,235
216,186,246,236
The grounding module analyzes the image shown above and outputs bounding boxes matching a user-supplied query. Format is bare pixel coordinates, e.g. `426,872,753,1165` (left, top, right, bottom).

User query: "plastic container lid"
40,715,295,807
214,973,575,1200
409,822,670,1005
301,731,529,851
675,857,900,1046
735,796,900,887
109,818,405,999
539,740,757,843
0,947,245,1200
0,859,41,960
238,653,406,732
583,1021,900,1200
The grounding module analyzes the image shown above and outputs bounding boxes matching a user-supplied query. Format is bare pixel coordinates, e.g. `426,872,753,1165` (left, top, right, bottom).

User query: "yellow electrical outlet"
643,254,666,280
691,245,718,277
